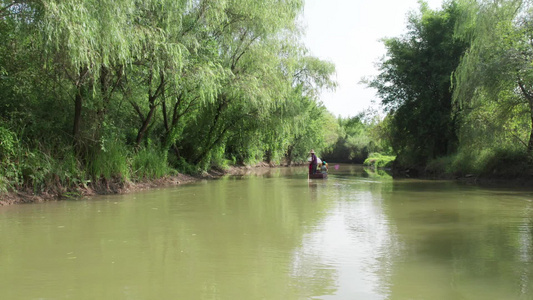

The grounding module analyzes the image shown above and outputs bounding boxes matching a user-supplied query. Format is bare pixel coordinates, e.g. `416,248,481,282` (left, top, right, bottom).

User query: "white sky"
302,0,444,118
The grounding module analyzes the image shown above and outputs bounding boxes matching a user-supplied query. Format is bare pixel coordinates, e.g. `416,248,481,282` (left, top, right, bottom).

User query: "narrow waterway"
1,165,532,299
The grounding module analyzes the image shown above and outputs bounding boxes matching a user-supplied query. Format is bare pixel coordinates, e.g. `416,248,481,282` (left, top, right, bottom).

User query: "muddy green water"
1,165,533,299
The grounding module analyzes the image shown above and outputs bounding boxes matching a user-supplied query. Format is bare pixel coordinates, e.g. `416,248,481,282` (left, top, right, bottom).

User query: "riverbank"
4,162,532,206
392,165,533,188
0,163,285,206
0,173,200,206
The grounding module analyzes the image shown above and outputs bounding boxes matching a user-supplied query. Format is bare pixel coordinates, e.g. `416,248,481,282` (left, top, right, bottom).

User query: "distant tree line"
321,110,389,164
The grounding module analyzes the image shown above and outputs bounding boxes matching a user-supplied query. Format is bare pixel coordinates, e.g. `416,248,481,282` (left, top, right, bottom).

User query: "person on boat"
309,149,318,175
321,160,328,173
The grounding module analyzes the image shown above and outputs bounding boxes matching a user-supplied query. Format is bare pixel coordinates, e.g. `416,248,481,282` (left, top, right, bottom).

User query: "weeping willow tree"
178,0,336,167
454,0,533,159
41,0,192,150
282,55,338,165
0,0,337,194
212,44,337,167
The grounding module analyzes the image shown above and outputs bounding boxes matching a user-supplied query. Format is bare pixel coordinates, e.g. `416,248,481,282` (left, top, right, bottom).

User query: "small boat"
309,172,328,179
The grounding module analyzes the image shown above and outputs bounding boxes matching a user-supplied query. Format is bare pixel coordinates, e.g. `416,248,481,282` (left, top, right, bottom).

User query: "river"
1,164,532,299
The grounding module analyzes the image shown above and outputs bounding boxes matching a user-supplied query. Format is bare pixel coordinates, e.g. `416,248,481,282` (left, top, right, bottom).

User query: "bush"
174,157,200,175
131,147,171,180
425,156,454,175
87,141,130,181
0,126,20,190
0,126,16,160
364,153,395,168
429,146,531,178
51,150,87,188
477,148,530,178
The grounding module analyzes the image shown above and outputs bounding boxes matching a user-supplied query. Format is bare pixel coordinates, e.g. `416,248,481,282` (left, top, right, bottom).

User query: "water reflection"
0,164,533,299
382,180,533,299
364,167,393,179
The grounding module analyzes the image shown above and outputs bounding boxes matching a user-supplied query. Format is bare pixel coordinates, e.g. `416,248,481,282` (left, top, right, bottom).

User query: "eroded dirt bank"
0,164,285,206
0,173,200,206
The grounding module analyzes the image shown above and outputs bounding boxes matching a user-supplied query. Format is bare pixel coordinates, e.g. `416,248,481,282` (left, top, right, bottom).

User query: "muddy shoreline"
3,163,532,206
0,165,272,206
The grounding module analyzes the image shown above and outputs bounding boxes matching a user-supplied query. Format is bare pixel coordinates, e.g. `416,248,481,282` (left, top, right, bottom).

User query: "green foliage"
87,142,130,181
0,126,20,191
363,167,393,179
363,0,533,178
0,126,16,160
454,0,533,154
476,148,530,178
426,146,531,178
173,157,200,175
424,156,455,176
368,1,469,166
324,111,388,164
363,153,396,168
52,150,87,187
132,148,171,180
3,0,533,192
0,126,87,193
0,0,337,196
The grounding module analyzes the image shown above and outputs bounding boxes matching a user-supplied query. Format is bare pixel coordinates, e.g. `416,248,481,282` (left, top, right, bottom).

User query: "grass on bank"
0,140,186,194
363,153,396,168
425,147,532,178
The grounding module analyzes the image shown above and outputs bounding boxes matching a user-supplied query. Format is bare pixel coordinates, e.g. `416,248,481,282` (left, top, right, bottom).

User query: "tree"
454,0,533,154
41,0,142,148
0,0,339,190
180,0,308,166
367,1,468,166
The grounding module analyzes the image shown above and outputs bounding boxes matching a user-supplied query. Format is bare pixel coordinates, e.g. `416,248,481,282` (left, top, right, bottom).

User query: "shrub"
174,157,200,175
87,141,130,181
131,147,171,180
477,148,530,178
434,146,531,178
364,153,396,168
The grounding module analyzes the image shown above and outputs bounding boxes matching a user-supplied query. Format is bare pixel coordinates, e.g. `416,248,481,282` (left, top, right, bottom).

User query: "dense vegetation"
0,0,338,194
3,0,533,199
322,109,391,164
365,0,533,178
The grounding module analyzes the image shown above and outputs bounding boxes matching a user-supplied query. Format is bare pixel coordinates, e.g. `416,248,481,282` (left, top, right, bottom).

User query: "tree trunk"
527,98,533,154
529,123,533,153
265,149,272,164
72,67,89,148
73,89,82,143
193,99,227,165
135,103,156,147
135,70,164,147
286,145,293,166
517,80,533,154
193,124,231,165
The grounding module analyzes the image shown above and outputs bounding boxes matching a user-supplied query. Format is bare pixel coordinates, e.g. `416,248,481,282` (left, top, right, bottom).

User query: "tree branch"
517,76,533,102
129,100,145,122
510,131,529,149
